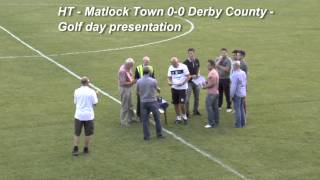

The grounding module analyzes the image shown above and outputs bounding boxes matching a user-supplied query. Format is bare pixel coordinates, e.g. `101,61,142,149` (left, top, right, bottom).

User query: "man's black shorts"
74,119,94,136
171,88,187,104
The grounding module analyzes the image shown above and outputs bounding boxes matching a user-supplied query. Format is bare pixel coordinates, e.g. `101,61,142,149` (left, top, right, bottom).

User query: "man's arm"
167,77,173,86
203,76,215,89
119,71,134,86
92,90,98,107
216,63,230,72
74,91,77,105
177,74,190,86
196,59,200,76
178,66,190,86
230,74,237,98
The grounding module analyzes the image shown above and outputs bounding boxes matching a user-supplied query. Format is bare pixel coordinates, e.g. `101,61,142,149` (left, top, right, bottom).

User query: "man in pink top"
118,58,136,127
202,60,220,128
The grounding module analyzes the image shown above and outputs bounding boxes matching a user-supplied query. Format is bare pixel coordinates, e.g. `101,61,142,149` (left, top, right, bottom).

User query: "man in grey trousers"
118,58,136,127
184,48,201,117
136,66,164,140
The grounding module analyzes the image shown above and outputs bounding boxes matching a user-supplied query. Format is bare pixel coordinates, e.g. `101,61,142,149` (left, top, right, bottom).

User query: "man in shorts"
72,76,98,156
167,57,190,125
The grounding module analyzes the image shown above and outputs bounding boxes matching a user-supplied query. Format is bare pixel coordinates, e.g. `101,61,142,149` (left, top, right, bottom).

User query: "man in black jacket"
183,48,201,117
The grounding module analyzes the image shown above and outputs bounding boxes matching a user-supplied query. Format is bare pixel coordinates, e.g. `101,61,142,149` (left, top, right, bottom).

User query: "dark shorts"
171,88,187,104
74,119,94,136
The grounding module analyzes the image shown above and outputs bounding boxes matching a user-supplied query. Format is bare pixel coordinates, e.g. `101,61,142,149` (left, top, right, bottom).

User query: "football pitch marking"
0,25,250,180
0,16,194,60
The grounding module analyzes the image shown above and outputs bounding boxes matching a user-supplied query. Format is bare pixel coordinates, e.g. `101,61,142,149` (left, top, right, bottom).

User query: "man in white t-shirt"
167,57,190,124
72,76,98,156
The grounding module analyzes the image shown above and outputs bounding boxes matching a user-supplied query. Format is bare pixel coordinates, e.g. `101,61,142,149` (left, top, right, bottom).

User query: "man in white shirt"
167,57,190,125
72,76,98,156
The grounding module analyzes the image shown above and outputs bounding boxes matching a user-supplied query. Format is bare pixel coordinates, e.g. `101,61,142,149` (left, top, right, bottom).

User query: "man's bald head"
143,56,150,66
81,76,90,86
233,60,241,70
170,57,179,67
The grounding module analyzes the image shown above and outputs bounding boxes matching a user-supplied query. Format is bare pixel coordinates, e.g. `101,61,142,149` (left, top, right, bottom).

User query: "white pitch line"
0,16,194,60
0,25,250,180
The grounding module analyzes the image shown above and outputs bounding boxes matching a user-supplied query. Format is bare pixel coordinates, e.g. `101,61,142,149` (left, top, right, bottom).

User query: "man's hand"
168,81,172,86
177,82,185,87
202,82,207,89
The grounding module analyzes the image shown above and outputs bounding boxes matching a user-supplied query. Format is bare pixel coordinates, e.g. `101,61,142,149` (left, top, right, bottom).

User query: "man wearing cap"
134,56,155,118
72,76,98,156
230,61,247,128
118,58,136,127
137,66,164,140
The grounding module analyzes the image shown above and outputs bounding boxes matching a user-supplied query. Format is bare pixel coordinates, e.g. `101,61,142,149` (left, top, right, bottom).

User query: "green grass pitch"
0,0,320,179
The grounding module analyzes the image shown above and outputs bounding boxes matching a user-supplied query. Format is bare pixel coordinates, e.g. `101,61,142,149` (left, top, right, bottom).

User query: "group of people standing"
70,47,248,155
117,48,248,139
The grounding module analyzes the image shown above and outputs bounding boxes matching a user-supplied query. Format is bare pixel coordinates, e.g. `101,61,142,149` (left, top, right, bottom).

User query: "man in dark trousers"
136,66,164,140
215,48,233,113
134,56,155,118
236,50,249,113
183,48,201,117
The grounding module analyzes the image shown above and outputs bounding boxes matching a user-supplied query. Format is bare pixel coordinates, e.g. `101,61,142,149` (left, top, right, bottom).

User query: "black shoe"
83,147,89,154
144,137,150,141
183,120,188,125
186,112,190,118
72,146,79,156
175,120,182,124
157,135,165,139
193,111,201,116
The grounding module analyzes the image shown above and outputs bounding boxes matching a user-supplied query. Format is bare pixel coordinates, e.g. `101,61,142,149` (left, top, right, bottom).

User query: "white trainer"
204,124,212,128
226,108,232,113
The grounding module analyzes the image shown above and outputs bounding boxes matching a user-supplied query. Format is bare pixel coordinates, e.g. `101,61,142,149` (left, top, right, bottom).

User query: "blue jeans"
205,94,219,126
233,96,246,128
140,101,162,139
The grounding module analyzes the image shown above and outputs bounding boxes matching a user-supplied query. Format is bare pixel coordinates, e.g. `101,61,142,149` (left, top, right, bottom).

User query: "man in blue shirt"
230,61,247,128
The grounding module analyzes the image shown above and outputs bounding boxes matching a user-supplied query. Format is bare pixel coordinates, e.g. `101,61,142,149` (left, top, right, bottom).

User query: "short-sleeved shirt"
207,69,219,95
137,75,158,103
118,65,133,87
216,57,232,79
74,86,98,121
230,69,247,98
168,63,190,90
240,60,248,75
183,58,200,82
